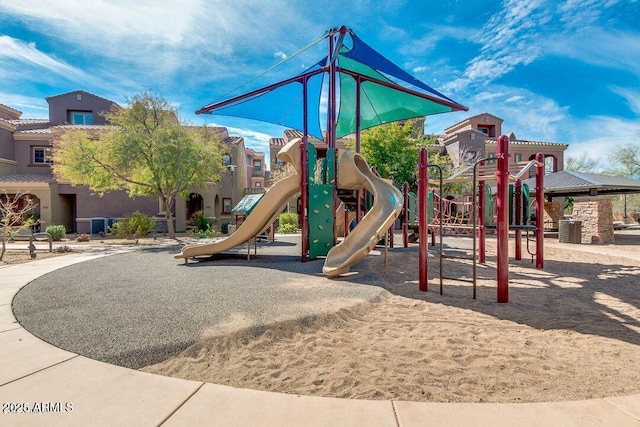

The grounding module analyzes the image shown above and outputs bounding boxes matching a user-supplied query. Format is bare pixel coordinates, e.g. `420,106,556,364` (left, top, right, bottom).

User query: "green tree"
565,153,600,173
346,119,442,191
606,143,640,178
53,91,225,238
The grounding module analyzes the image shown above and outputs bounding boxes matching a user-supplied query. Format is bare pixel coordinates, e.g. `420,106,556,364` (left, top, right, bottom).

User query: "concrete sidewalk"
1,251,639,426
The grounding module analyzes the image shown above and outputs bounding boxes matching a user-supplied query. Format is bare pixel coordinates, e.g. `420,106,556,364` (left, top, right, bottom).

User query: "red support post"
389,175,394,249
430,190,436,247
418,148,429,292
478,178,486,264
300,77,309,262
535,153,545,269
403,182,409,248
343,208,349,238
514,179,522,261
496,135,510,303
355,75,362,226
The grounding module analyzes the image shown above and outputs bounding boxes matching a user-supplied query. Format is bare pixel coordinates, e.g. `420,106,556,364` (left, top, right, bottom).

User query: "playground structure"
399,136,545,303
176,138,403,277
174,26,548,303
176,26,468,278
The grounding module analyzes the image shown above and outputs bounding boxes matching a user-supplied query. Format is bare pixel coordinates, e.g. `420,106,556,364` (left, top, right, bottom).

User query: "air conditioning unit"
90,217,115,234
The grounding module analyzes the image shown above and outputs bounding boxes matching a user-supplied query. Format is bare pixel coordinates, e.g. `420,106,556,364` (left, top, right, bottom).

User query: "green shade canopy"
232,194,264,216
197,28,467,139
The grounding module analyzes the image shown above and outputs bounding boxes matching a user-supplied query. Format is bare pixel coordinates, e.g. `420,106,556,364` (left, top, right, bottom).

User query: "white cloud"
611,87,640,115
274,50,288,60
0,0,322,83
0,92,49,118
0,36,83,76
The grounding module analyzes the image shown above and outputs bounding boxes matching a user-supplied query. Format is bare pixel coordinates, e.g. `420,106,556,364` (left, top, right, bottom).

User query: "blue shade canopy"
196,28,467,139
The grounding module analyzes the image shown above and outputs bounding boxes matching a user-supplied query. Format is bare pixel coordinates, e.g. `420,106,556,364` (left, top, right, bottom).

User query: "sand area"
137,230,639,403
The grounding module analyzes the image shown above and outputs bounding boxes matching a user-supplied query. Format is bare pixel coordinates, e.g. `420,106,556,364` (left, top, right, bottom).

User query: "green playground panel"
307,143,335,259
408,192,417,223
484,185,492,225
508,183,530,225
308,184,334,258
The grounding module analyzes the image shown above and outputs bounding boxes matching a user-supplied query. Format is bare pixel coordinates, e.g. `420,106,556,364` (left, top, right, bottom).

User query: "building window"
255,182,261,188
254,160,262,172
514,153,522,163
487,154,496,165
223,155,231,166
33,147,53,164
222,198,232,214
247,155,252,164
69,111,93,125
545,156,555,174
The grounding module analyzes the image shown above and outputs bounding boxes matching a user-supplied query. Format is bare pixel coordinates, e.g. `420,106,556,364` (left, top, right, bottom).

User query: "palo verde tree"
565,152,600,173
346,118,445,191
607,143,640,178
53,91,226,238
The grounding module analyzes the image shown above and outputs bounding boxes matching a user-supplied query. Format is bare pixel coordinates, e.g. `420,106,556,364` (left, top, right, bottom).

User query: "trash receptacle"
558,220,582,244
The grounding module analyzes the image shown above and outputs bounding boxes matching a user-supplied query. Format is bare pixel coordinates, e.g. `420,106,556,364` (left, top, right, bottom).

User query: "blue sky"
1,0,639,168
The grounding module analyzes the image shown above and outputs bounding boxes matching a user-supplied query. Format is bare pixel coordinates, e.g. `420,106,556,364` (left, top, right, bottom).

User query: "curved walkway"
0,244,639,426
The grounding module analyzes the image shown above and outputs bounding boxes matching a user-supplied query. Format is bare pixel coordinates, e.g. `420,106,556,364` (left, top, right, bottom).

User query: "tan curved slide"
174,140,302,260
322,151,403,277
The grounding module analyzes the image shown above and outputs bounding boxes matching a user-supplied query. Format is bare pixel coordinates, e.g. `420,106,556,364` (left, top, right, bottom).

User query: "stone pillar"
572,198,614,244
543,202,563,231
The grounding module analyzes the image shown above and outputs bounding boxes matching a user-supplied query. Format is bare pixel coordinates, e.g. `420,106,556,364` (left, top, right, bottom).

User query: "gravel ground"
13,235,385,368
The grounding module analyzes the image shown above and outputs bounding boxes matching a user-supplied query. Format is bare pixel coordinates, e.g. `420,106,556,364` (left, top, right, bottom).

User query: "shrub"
220,221,231,234
279,212,298,226
278,223,298,234
278,212,298,233
108,211,156,242
45,224,67,241
191,224,220,239
189,210,216,232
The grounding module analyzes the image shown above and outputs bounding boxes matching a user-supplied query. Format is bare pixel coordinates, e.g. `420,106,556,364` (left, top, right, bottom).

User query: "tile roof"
45,89,121,107
54,124,112,131
269,137,286,147
485,138,568,147
15,128,52,135
223,136,243,145
9,119,49,126
0,103,22,118
0,173,55,184
444,112,503,133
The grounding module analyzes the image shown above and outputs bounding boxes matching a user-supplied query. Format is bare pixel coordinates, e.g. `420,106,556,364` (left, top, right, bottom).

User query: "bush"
279,212,298,226
191,224,220,239
278,223,298,234
108,211,156,241
220,221,231,234
45,224,66,241
189,210,216,232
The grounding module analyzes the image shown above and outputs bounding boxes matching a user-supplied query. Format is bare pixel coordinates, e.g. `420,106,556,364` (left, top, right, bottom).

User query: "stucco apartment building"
0,90,266,234
269,113,568,183
439,112,568,174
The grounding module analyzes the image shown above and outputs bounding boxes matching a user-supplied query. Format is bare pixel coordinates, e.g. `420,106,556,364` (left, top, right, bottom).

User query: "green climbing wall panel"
307,143,335,259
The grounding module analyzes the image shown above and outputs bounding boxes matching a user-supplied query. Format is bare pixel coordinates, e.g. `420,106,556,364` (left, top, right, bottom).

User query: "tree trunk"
163,195,176,239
